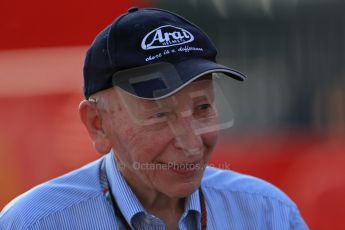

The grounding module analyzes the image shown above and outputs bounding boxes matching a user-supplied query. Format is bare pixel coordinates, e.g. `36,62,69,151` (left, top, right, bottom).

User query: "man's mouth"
157,160,203,176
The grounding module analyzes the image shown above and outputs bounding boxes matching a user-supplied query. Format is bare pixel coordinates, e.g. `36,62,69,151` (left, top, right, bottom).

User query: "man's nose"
171,113,203,156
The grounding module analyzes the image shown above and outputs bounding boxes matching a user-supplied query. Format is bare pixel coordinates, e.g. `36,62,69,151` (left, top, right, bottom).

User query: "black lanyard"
99,159,207,229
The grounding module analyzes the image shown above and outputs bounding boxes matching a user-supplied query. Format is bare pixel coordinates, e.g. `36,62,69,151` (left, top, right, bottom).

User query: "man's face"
102,78,218,198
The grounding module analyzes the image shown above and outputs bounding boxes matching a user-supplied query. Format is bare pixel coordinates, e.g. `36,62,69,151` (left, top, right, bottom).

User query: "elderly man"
0,7,308,229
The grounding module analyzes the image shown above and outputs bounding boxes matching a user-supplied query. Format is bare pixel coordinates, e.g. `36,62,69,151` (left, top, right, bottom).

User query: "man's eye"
196,104,211,110
194,103,216,119
153,112,167,118
141,112,170,126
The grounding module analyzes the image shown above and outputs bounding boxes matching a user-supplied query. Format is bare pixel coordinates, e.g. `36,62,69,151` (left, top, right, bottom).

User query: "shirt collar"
104,152,201,226
185,186,201,213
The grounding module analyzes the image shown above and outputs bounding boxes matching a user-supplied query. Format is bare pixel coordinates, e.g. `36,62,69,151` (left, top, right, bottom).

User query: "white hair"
88,88,119,113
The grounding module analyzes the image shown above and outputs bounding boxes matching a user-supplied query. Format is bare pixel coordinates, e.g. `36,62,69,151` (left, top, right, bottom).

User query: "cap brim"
113,58,246,100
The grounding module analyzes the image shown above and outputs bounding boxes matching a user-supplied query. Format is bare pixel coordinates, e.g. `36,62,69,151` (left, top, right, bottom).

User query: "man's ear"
79,100,111,154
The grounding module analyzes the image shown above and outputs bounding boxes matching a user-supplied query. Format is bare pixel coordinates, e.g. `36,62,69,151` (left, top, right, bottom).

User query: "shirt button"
144,216,151,224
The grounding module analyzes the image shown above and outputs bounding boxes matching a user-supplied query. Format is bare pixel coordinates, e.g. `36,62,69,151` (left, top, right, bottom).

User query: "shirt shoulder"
0,158,105,229
201,167,308,229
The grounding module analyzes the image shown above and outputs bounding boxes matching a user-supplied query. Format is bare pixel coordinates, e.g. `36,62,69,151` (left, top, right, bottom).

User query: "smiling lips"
158,160,203,176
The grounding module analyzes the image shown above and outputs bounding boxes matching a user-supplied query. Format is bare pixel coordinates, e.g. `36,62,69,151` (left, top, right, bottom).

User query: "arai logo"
141,25,194,50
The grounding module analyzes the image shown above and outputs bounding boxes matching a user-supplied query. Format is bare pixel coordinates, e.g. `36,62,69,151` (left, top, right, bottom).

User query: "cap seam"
108,12,128,68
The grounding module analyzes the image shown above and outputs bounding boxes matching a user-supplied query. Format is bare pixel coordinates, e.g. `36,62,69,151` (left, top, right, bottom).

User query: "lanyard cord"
100,159,207,230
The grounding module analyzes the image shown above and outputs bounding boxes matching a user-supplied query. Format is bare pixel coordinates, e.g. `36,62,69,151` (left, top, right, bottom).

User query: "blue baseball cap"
83,7,246,99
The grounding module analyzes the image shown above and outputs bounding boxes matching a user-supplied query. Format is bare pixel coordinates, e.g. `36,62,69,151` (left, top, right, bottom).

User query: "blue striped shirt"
0,153,308,229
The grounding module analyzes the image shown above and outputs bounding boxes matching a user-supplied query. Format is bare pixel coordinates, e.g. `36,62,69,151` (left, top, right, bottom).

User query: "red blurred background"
1,1,344,229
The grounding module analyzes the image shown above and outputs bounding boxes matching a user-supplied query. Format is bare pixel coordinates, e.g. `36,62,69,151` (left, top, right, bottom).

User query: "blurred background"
1,0,344,229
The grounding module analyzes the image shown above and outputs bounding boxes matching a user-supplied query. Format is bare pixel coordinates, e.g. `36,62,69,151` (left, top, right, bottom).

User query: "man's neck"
124,167,185,211
116,160,185,228
144,194,184,230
